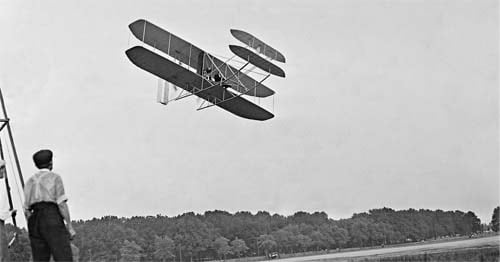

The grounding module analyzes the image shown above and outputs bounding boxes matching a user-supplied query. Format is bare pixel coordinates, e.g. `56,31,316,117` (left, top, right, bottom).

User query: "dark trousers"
28,202,73,262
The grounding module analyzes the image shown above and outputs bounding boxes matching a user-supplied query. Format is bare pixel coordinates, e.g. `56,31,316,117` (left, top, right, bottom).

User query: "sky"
0,0,498,227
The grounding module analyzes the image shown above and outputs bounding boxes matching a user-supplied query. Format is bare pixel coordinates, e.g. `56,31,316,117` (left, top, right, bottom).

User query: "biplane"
125,19,286,121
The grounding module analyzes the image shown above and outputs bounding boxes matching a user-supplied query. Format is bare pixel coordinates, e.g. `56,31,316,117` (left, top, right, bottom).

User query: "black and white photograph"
0,0,498,261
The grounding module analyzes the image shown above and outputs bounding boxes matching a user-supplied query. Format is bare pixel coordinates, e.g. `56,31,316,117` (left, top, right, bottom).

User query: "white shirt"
23,169,68,210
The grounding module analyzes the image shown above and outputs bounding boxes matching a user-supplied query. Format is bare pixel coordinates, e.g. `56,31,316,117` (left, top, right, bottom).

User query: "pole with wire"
0,88,24,247
0,139,16,227
0,88,24,188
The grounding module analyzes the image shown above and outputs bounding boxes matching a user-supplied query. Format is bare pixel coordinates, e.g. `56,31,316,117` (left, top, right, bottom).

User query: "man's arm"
58,201,76,239
54,175,75,238
23,180,33,220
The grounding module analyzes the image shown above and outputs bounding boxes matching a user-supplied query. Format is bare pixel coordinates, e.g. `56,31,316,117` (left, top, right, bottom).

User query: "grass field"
266,235,499,262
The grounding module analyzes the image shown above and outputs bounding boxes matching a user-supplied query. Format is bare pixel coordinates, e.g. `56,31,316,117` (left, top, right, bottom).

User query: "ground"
264,235,499,262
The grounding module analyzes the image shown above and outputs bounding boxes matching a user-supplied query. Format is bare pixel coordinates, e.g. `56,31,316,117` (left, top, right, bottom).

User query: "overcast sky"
0,0,498,227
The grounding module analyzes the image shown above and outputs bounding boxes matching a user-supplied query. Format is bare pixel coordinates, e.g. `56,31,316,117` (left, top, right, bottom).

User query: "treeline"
6,208,483,261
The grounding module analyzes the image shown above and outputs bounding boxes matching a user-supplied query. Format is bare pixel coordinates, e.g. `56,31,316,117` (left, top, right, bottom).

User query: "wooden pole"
0,88,24,188
0,139,16,226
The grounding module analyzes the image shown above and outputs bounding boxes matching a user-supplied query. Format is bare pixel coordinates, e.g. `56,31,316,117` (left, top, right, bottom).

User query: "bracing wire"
244,65,257,75
222,55,236,64
212,53,240,63
210,53,269,77
273,95,275,113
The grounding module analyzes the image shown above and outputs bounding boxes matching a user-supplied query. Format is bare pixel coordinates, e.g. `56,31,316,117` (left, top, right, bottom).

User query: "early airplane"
125,19,286,121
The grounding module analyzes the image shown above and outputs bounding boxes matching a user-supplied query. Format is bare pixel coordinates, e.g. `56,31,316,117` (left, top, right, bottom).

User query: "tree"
153,235,176,262
230,238,249,257
331,226,349,248
492,206,499,232
119,240,143,262
289,211,328,226
257,234,277,256
213,237,232,260
173,213,215,261
280,224,302,253
461,211,481,234
310,231,327,251
272,228,293,253
296,234,312,252
9,208,493,261
349,218,370,247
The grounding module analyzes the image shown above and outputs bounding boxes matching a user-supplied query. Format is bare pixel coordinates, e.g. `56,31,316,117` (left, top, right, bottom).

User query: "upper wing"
125,46,274,121
230,29,286,63
129,19,204,71
128,19,274,98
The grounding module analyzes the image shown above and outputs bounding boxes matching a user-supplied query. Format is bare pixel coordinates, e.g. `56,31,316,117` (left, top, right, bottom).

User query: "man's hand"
67,224,76,240
24,209,32,220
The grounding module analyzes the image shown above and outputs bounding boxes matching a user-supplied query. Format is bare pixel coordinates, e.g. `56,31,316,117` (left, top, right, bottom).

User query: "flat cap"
33,149,53,168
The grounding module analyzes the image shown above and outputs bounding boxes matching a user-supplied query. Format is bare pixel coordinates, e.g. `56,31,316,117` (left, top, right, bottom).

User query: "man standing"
0,160,16,262
24,149,76,262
